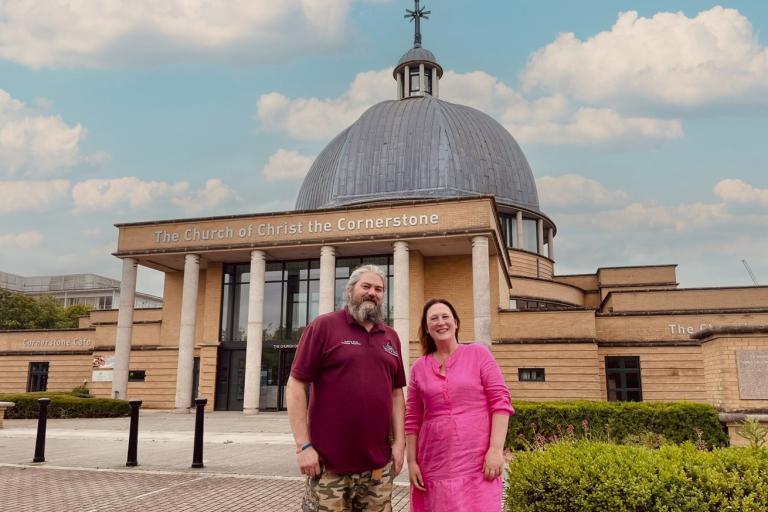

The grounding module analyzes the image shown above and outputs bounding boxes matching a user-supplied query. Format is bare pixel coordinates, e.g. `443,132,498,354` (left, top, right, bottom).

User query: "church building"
1,8,767,425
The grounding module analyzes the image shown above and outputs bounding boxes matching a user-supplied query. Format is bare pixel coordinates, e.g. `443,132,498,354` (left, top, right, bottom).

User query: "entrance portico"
112,196,525,411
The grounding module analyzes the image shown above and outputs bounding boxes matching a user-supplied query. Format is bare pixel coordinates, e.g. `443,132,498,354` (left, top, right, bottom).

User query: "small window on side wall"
518,368,545,382
128,370,146,382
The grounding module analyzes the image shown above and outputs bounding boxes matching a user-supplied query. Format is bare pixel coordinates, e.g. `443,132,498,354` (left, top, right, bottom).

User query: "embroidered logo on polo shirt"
382,341,399,358
341,339,361,346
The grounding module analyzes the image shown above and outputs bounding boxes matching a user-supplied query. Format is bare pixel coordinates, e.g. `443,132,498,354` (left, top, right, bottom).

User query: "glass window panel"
259,347,279,410
265,262,283,282
523,219,538,252
235,264,250,284
626,390,642,402
284,277,308,341
607,390,619,401
605,357,621,369
336,257,359,279
606,374,620,390
234,283,249,341
623,357,640,369
285,261,305,280
425,70,433,94
220,283,232,341
309,279,320,320
335,280,347,310
362,256,388,273
309,259,320,280
410,69,420,92
625,372,641,388
263,282,283,341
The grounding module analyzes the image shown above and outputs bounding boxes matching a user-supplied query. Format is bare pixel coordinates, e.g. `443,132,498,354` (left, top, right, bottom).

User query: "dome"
295,96,540,211
398,47,438,67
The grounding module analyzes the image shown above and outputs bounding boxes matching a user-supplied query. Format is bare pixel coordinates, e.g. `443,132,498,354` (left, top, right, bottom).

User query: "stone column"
112,257,137,400
419,63,425,95
404,66,410,98
515,211,524,250
396,72,403,100
548,227,555,260
319,246,336,315
432,67,439,97
537,219,545,255
393,241,410,375
243,250,266,415
472,236,491,346
175,254,200,411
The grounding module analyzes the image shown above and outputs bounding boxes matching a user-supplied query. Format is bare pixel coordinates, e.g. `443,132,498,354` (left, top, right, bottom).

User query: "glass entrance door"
276,347,296,411
215,348,246,411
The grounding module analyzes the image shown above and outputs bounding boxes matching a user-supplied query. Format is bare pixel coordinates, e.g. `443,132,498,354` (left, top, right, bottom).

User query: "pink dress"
405,343,514,512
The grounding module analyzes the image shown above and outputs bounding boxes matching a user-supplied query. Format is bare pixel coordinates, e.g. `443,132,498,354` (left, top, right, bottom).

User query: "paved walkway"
0,411,410,511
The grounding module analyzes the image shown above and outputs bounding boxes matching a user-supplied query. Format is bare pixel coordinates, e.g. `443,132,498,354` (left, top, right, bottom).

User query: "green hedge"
507,401,729,450
0,392,130,419
505,441,768,512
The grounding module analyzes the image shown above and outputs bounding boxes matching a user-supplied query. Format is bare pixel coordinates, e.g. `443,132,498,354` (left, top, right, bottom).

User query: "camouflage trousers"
302,460,394,512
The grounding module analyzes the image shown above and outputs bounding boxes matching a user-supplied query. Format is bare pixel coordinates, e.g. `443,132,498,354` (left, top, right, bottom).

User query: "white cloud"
72,177,187,211
0,231,43,249
0,0,368,69
0,179,71,213
71,176,238,215
171,178,239,215
258,69,681,147
521,7,768,108
537,175,628,208
257,69,393,140
262,149,315,181
714,179,768,206
0,89,98,177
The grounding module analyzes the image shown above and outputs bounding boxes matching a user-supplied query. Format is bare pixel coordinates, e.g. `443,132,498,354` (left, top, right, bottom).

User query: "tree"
0,289,91,330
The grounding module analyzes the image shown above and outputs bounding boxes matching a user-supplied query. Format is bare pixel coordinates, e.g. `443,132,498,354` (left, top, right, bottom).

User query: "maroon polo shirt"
291,307,406,474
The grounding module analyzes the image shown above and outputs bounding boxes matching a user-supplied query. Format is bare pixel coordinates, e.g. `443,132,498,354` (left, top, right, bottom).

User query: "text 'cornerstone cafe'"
2,38,768,422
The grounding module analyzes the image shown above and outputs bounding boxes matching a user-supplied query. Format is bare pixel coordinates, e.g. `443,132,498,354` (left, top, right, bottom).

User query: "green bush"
505,441,768,512
0,392,130,419
507,401,728,450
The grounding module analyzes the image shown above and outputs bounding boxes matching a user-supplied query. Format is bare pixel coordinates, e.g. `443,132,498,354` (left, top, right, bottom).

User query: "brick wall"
492,343,602,401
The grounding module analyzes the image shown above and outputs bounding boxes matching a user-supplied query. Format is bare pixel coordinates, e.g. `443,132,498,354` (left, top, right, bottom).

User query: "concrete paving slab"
0,411,413,510
0,465,410,512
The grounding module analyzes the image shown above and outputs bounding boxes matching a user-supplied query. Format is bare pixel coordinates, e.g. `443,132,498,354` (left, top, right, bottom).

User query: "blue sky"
0,0,766,297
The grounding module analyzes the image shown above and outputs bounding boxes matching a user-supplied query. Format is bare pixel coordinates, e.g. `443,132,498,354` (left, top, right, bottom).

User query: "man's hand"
297,446,321,477
391,441,405,476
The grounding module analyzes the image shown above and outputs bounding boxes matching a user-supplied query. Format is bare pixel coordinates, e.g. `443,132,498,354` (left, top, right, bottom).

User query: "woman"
405,298,513,511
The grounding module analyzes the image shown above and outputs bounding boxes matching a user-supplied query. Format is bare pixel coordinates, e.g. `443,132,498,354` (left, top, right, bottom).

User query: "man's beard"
348,295,385,325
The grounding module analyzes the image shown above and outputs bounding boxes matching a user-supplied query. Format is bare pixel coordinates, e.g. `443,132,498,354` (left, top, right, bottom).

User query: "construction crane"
742,259,759,286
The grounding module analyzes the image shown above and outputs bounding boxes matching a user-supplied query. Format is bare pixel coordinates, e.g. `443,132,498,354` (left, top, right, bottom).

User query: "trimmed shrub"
505,441,768,512
507,401,728,450
0,392,130,419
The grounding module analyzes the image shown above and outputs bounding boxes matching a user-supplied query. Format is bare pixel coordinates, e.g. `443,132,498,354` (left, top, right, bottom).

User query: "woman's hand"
483,447,505,480
408,460,426,491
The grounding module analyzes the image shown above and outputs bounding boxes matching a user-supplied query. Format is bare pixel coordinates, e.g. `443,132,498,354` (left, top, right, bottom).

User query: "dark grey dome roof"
295,96,540,212
398,47,437,66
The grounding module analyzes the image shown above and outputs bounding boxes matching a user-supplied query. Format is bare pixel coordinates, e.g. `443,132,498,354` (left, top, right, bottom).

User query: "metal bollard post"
126,400,142,467
33,398,51,463
191,398,207,468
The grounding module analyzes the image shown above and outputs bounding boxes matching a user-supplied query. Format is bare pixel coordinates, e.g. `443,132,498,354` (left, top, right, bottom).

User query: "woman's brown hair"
418,298,460,355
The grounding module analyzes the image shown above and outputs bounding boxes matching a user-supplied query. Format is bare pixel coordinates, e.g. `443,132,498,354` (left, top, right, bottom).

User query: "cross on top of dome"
405,0,430,48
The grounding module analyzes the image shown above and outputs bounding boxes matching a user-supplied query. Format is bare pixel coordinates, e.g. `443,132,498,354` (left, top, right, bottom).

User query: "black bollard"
191,398,207,468
126,400,142,467
33,398,51,463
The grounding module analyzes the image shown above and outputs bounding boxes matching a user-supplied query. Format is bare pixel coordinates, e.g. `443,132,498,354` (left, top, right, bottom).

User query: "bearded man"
287,264,406,512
